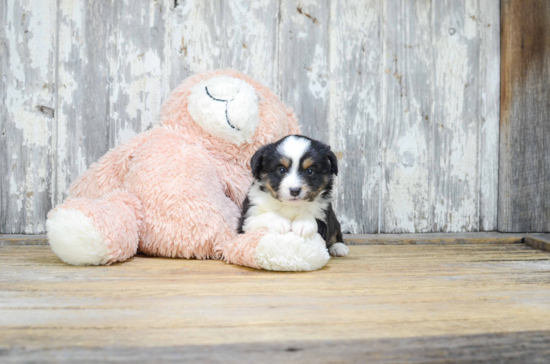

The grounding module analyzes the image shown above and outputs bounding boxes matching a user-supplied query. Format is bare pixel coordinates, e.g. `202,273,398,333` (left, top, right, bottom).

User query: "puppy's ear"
250,144,269,179
327,149,338,176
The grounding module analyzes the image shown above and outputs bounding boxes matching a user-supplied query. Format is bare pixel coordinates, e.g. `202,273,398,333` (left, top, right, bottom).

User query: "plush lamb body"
47,70,330,271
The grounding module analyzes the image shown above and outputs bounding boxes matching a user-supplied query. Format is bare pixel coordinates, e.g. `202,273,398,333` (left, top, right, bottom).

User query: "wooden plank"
498,0,550,232
478,0,501,231
55,0,168,204
524,234,550,253
380,0,434,232
0,232,529,246
1,244,550,361
0,0,57,233
381,0,500,233
166,0,280,93
278,0,330,141
345,232,525,245
328,0,382,233
431,0,498,232
105,0,168,148
0,234,48,246
2,331,550,363
55,1,113,202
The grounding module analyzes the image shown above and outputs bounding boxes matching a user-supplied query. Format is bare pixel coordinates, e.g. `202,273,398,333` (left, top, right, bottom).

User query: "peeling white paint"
123,50,162,121
56,62,79,202
169,0,277,89
55,0,86,203
116,125,137,145
339,215,360,235
13,109,52,147
26,1,56,77
307,45,328,101
3,0,57,233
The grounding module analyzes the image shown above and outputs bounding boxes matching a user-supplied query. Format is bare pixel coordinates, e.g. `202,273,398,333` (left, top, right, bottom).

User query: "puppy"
238,135,349,257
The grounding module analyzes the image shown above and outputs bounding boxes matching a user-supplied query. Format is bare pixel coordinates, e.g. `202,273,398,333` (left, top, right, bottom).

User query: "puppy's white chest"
247,184,326,222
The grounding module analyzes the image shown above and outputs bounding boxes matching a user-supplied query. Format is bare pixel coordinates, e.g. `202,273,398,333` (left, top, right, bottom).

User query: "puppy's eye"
306,169,314,175
278,167,287,174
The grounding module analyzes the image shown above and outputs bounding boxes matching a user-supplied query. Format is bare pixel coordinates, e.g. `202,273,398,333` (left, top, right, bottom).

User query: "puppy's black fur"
316,204,344,247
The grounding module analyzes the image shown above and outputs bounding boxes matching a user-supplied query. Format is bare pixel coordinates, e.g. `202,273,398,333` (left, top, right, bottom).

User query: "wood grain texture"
499,0,550,232
478,0,501,232
1,1,501,234
524,235,550,253
3,332,550,364
279,0,330,141
381,0,500,233
328,0,382,234
0,232,531,247
105,0,167,149
431,0,493,233
55,0,168,205
344,232,525,245
0,0,57,233
380,0,433,233
1,244,550,361
167,0,280,92
56,1,111,204
0,234,48,246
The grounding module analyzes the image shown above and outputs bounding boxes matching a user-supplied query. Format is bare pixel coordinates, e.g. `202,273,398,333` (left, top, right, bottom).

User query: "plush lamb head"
46,69,330,271
188,76,260,145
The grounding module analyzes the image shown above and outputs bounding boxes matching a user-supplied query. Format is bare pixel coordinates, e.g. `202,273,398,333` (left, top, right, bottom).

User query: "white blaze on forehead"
277,136,311,198
277,136,311,169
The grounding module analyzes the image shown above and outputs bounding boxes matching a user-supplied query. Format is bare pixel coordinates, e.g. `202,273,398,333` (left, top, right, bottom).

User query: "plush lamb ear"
327,149,338,176
250,144,270,179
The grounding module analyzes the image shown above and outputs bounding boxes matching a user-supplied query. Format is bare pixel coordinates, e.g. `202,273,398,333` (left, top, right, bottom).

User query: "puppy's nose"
289,187,301,197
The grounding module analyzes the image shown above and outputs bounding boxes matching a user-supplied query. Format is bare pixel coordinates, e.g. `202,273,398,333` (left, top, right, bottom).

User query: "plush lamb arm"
216,164,252,209
222,229,330,272
70,130,152,199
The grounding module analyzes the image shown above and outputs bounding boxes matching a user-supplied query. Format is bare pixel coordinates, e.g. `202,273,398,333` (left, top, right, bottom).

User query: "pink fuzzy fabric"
219,230,267,269
50,190,144,265
49,69,299,266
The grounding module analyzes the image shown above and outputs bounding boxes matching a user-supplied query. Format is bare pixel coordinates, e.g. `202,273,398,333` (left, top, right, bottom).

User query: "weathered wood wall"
1,0,500,234
499,0,550,232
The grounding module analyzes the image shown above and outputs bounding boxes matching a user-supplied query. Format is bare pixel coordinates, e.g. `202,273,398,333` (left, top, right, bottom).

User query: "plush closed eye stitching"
205,86,241,131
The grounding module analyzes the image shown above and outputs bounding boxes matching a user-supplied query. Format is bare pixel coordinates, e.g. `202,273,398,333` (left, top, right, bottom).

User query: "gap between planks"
1,233,550,252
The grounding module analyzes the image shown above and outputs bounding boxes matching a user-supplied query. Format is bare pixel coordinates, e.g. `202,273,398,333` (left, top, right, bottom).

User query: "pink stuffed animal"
47,70,330,271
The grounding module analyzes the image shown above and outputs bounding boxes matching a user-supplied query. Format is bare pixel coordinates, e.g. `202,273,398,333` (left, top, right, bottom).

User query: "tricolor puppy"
238,135,349,257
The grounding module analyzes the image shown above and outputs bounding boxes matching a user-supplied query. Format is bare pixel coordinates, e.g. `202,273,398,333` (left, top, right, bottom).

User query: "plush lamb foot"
222,230,330,271
255,232,330,271
47,190,144,266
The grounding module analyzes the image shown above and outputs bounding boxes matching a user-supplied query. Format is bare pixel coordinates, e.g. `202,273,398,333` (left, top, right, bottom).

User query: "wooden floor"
2,237,550,363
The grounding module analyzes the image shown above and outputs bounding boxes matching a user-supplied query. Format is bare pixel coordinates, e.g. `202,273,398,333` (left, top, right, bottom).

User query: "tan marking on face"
280,157,291,169
264,180,278,198
302,158,314,170
261,172,280,199
307,177,328,201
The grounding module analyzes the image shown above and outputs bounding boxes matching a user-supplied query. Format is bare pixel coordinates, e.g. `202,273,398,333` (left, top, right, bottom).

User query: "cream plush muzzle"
188,76,260,145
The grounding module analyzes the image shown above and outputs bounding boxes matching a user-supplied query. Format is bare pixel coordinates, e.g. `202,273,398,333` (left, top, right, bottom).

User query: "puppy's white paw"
292,219,318,237
267,216,292,234
329,242,349,257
